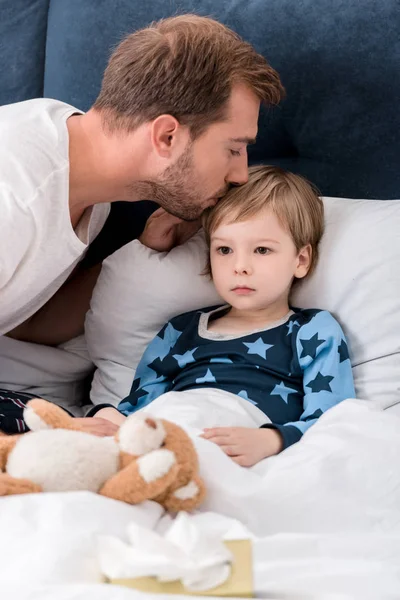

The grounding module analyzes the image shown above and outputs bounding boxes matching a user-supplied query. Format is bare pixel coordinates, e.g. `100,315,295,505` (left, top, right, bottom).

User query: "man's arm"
6,208,200,346
6,263,101,346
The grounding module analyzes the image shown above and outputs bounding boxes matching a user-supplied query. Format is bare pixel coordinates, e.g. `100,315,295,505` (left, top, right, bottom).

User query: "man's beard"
128,145,227,221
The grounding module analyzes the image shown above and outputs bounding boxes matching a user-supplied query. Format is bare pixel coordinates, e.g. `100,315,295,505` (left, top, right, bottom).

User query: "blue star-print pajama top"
119,305,355,449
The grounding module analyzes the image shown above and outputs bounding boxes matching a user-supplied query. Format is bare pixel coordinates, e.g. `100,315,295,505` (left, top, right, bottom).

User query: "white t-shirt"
0,98,110,335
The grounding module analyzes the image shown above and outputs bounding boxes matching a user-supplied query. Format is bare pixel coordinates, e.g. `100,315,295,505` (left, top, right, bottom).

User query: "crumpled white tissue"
97,511,233,591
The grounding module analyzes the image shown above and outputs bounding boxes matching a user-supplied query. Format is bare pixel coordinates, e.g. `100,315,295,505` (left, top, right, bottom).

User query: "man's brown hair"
94,14,285,137
202,165,324,280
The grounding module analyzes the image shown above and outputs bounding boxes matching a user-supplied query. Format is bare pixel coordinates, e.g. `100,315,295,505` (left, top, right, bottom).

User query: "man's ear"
294,244,312,279
150,114,190,159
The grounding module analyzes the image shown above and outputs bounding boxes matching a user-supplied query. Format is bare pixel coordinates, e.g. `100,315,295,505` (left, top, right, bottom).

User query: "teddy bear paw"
137,448,176,483
172,480,200,500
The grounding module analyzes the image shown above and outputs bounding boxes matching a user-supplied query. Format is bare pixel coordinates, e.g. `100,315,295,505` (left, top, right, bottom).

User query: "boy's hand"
74,417,119,437
201,427,283,467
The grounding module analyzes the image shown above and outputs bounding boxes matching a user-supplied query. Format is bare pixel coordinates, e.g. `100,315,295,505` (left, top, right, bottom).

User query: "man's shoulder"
0,98,81,130
0,99,78,205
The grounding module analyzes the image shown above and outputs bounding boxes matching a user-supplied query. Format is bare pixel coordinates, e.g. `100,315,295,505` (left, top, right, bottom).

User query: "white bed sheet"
0,397,399,598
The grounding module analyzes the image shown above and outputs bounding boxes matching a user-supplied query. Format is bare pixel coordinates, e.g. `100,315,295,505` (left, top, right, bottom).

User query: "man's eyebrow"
229,137,257,145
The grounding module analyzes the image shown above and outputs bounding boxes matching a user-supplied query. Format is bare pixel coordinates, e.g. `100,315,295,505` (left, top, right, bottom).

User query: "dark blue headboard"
1,0,399,261
2,0,398,199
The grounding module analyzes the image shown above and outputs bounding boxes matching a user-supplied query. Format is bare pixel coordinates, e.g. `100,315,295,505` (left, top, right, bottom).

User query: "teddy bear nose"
145,418,157,429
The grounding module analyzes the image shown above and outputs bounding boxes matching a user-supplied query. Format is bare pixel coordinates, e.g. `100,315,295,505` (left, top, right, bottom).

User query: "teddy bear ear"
23,399,75,432
118,414,166,456
24,406,51,431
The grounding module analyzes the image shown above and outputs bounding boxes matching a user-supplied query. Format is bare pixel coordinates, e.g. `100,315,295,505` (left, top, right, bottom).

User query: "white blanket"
1,396,400,598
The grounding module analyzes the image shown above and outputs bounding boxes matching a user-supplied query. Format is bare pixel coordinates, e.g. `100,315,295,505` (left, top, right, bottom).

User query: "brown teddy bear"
0,399,206,512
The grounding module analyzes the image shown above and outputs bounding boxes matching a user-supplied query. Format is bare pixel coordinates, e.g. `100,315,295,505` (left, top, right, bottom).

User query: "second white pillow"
86,197,400,409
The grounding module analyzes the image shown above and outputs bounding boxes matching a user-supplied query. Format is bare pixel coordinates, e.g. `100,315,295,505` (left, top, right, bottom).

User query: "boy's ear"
294,244,312,279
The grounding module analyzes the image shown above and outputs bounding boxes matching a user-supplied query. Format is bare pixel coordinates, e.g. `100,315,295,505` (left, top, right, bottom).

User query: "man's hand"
139,208,201,252
73,417,120,437
201,426,283,467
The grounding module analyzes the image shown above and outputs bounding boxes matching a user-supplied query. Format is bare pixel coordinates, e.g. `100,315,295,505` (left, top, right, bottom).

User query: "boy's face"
209,208,311,315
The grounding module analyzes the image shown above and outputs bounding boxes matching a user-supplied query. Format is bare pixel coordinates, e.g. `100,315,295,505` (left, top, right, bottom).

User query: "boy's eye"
217,246,232,255
230,149,241,157
255,247,271,255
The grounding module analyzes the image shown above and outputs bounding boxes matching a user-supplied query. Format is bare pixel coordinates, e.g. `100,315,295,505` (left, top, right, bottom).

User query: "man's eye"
255,247,271,255
217,246,232,255
230,149,241,157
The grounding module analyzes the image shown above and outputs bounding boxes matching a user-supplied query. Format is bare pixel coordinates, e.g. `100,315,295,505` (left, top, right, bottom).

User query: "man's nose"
226,155,249,186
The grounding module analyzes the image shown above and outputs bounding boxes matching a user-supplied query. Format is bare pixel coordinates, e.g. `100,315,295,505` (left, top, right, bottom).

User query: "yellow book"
105,539,253,597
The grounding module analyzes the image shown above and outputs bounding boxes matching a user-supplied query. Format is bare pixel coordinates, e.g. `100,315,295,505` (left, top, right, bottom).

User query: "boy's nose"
234,261,252,275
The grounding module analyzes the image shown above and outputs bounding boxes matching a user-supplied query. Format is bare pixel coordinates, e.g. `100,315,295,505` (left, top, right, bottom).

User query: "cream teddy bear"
0,399,206,512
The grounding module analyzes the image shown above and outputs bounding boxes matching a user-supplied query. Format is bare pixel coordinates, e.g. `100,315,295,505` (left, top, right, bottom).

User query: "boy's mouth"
231,286,255,295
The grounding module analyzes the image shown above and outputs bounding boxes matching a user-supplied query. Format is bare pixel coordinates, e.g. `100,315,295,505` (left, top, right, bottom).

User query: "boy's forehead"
212,210,285,238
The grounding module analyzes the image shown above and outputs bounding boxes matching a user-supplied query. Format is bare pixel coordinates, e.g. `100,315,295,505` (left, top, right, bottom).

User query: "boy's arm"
117,319,183,416
85,321,179,424
261,311,355,449
89,313,193,424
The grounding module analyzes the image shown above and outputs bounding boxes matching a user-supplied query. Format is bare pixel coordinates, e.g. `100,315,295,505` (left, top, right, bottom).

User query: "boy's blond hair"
202,165,324,279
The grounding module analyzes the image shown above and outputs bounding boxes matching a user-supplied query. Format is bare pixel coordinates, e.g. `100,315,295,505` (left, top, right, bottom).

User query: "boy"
98,165,355,466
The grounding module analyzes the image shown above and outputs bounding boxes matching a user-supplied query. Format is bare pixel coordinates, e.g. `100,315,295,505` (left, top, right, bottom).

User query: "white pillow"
86,232,222,406
85,198,400,409
0,334,93,414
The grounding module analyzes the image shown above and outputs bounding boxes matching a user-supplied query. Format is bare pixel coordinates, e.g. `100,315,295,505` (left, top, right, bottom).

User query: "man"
0,14,284,434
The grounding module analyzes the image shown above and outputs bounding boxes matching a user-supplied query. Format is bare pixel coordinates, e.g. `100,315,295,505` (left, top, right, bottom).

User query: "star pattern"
173,348,198,368
121,307,355,448
195,369,217,384
306,372,334,393
338,339,350,363
271,381,298,404
286,320,300,335
128,383,148,406
238,390,258,405
141,379,168,399
210,358,233,364
243,337,273,359
131,323,182,391
301,392,340,419
147,323,182,363
135,364,164,391
306,409,323,420
300,333,325,359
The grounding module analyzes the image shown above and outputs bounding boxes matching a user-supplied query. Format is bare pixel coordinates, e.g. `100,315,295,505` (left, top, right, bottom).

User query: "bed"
1,0,399,597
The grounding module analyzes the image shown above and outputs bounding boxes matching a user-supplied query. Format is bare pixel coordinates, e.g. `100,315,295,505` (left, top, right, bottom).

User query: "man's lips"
207,189,229,208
